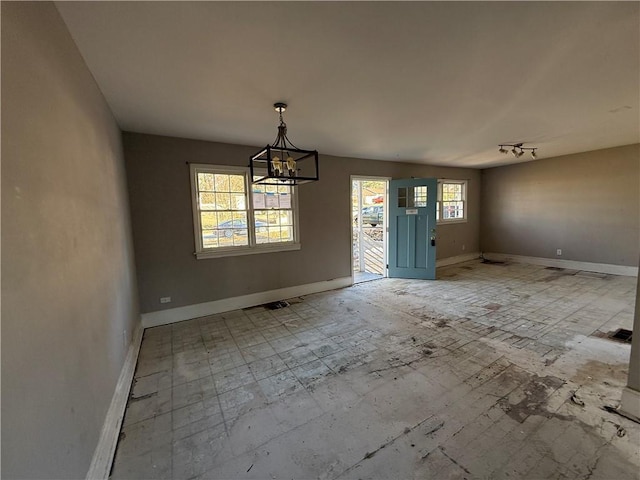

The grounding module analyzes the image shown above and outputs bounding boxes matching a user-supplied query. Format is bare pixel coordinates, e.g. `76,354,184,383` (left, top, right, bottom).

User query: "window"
437,179,467,223
397,185,427,208
190,164,299,258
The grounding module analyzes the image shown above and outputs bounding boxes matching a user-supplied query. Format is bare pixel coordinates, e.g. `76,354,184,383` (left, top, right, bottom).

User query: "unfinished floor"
112,261,639,479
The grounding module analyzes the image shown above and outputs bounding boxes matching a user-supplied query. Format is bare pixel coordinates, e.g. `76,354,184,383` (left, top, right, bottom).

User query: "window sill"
437,219,468,225
195,242,301,259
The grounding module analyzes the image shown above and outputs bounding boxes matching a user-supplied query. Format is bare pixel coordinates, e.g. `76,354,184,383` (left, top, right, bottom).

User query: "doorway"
351,177,388,283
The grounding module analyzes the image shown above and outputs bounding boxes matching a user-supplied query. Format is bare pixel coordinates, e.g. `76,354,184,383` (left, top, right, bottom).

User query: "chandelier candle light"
250,103,319,185
498,143,538,159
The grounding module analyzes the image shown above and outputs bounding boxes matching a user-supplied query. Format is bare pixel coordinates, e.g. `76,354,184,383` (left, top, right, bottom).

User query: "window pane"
199,192,216,210
201,212,217,230
253,192,266,209
398,187,407,207
214,174,229,192
230,193,246,210
202,230,218,248
254,210,269,224
217,211,233,225
279,210,293,226
255,222,269,243
266,210,280,225
279,226,293,241
215,193,231,210
232,212,246,228
232,231,249,246
279,193,292,209
414,186,427,207
228,175,245,193
198,173,215,191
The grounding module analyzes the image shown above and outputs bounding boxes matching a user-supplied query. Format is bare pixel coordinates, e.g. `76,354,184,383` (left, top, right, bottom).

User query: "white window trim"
437,179,468,225
190,163,300,259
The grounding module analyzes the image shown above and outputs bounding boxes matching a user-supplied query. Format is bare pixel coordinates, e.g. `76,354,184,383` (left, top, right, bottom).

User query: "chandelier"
250,103,319,185
498,143,538,159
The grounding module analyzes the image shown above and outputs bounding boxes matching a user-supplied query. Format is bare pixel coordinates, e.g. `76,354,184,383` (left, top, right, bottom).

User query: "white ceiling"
56,1,639,168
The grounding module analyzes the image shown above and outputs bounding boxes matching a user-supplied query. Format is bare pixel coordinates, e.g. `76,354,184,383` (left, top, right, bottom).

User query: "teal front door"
388,178,437,279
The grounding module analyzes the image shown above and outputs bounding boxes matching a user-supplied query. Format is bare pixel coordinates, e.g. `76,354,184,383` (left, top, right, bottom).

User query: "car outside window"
361,206,383,227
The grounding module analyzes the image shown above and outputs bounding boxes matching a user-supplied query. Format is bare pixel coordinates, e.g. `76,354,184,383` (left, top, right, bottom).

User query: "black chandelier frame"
250,103,319,186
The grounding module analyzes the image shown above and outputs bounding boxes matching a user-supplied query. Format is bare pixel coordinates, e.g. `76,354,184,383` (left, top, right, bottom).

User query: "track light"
498,143,539,160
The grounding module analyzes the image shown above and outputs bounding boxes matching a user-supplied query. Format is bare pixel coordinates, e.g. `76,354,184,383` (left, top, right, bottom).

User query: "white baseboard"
142,276,354,328
482,253,638,277
86,322,143,480
619,386,640,422
436,252,480,268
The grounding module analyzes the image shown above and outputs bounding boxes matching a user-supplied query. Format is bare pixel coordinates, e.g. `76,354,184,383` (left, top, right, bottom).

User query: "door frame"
350,175,391,282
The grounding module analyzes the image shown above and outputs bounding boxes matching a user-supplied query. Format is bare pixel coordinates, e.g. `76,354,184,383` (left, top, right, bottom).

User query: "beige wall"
480,144,640,266
1,3,140,478
123,132,480,314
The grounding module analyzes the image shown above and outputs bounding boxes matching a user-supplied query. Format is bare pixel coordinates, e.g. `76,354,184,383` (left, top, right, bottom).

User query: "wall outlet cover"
160,296,172,304
556,249,562,256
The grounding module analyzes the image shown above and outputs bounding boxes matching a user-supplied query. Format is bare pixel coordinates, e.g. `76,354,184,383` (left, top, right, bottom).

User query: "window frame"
437,179,468,224
190,163,300,259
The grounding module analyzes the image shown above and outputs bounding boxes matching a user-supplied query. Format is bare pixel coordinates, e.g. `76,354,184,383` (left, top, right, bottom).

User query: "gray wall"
1,3,139,479
480,144,639,266
123,132,480,314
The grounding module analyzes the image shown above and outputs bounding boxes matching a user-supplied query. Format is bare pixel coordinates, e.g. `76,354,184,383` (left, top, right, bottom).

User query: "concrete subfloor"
112,260,639,479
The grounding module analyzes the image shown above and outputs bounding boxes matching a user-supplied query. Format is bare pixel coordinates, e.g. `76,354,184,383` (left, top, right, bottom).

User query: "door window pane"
398,186,427,207
398,187,407,207
414,186,427,207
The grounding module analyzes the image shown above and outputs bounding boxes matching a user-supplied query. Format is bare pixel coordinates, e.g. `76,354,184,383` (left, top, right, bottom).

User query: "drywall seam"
482,253,638,277
142,276,353,328
86,322,143,480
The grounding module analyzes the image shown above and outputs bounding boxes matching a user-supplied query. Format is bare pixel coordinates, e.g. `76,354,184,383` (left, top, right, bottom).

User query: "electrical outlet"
160,296,172,304
556,249,562,256
462,244,466,251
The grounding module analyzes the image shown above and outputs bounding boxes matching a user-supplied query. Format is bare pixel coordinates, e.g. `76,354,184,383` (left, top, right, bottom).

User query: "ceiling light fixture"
250,103,319,185
499,143,539,160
